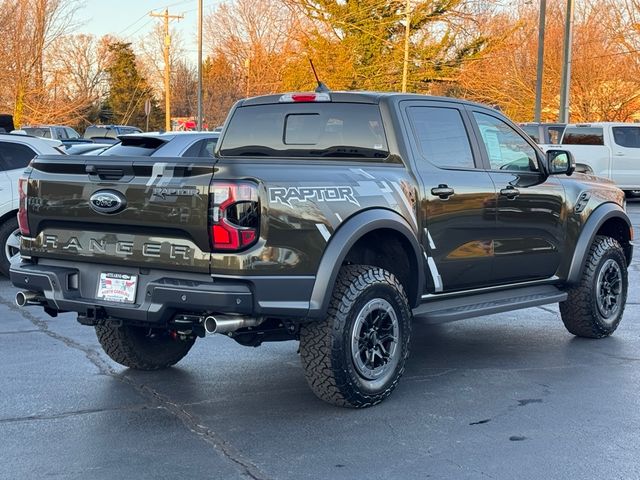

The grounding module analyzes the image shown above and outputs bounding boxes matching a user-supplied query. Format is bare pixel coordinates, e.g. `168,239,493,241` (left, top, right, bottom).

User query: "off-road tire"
299,265,412,408
0,217,20,278
560,235,628,338
95,323,196,370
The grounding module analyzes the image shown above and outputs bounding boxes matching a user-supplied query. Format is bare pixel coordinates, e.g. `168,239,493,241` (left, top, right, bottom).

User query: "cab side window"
612,126,640,148
55,127,68,140
473,112,540,172
407,106,475,169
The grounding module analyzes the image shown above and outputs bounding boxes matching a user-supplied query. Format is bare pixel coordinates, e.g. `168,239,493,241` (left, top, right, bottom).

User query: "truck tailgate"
22,156,214,273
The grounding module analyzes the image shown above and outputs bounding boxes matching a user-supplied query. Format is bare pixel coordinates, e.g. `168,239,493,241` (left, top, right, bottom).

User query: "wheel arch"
565,203,633,284
308,208,424,319
0,209,18,227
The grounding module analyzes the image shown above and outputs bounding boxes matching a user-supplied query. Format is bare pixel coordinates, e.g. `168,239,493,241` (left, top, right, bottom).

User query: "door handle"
614,152,625,156
431,184,455,199
500,186,520,199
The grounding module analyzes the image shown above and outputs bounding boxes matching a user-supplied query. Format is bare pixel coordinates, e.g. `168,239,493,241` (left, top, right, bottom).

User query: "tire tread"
299,265,411,408
560,235,627,338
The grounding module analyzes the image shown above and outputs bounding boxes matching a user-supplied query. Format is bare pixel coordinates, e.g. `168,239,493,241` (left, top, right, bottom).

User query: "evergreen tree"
289,0,487,92
103,41,163,129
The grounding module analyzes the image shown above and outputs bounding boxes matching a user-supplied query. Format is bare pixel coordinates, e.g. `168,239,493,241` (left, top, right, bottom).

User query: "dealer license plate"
96,273,138,304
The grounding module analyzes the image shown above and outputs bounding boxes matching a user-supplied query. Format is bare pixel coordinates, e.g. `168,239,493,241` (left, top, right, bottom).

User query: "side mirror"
547,149,576,176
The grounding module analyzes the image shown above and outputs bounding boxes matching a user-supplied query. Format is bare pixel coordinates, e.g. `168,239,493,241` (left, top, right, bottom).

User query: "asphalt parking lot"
2,203,640,480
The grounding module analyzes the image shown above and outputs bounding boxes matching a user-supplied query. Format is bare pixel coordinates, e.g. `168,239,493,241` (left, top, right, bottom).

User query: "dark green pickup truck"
12,91,633,407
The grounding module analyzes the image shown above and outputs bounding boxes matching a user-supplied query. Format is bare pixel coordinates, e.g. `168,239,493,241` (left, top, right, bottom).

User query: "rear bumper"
10,260,315,324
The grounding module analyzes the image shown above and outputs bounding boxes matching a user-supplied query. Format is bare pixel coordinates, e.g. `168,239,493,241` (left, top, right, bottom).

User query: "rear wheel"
299,265,411,408
95,323,196,370
560,235,628,338
0,217,20,278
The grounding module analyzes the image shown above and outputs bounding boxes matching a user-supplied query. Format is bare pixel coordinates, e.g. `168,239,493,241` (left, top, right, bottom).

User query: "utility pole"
197,0,203,130
534,0,546,122
559,0,574,123
401,0,411,93
150,8,183,132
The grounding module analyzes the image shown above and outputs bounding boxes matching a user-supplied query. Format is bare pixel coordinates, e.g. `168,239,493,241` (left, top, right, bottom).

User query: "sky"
75,0,223,62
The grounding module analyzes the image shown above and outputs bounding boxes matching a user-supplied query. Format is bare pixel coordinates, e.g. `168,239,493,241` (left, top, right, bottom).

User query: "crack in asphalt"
0,296,270,480
0,405,151,424
0,329,41,335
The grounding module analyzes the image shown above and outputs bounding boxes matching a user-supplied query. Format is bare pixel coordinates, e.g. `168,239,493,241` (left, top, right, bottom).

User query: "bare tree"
457,0,640,122
0,0,80,125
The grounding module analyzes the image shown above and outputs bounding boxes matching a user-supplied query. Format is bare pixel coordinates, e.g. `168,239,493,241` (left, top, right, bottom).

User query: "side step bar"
412,285,567,324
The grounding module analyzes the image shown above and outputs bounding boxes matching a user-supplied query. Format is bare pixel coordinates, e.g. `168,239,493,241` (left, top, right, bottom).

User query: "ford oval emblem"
89,190,126,214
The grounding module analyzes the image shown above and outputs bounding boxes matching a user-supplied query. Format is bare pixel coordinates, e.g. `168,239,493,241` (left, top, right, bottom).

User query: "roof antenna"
309,58,330,93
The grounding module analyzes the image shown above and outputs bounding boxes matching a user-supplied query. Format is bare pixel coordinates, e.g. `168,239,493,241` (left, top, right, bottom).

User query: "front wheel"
299,265,412,408
96,323,196,370
560,235,628,338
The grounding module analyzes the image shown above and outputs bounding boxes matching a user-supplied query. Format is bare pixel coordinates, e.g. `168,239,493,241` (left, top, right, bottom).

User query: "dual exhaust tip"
16,291,256,336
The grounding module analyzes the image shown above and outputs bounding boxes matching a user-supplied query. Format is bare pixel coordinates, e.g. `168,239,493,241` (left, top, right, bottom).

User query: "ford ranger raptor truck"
11,91,634,408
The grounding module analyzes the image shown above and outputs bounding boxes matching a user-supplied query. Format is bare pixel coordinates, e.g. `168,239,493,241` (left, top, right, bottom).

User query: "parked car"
9,130,66,151
0,133,64,276
520,122,566,144
98,131,219,157
542,122,640,196
21,125,90,147
83,125,142,144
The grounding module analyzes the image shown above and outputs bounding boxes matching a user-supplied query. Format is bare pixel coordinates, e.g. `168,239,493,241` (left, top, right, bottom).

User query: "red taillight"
17,176,30,236
209,182,259,251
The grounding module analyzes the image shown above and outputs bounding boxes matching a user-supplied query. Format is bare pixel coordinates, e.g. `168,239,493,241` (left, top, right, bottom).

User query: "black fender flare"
308,208,425,319
565,203,633,284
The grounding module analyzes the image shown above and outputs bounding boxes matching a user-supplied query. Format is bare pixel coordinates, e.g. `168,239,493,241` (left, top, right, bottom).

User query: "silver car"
98,132,220,158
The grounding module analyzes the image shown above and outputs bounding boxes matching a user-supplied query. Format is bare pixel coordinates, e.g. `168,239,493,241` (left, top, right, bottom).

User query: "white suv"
0,134,64,276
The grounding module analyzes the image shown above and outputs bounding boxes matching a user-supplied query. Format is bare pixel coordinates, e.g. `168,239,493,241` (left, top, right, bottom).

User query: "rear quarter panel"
210,158,420,276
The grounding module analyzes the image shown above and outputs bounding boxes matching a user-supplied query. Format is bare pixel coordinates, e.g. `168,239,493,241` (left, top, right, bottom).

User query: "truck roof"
240,91,500,111
565,122,640,128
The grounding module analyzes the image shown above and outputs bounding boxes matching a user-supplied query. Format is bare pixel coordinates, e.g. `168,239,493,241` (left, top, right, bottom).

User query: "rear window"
521,125,540,143
219,103,388,159
85,126,115,139
562,127,604,145
547,126,565,144
99,137,166,156
612,126,640,148
23,127,51,138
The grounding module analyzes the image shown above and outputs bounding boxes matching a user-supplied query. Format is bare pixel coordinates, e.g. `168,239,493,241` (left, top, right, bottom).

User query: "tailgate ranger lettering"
42,235,191,259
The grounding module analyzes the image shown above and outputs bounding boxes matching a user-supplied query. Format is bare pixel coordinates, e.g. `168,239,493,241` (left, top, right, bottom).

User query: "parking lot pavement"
2,203,640,480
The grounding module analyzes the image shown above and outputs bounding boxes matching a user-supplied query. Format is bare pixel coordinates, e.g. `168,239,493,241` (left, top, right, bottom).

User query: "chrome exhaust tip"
202,315,261,335
15,291,44,307
203,316,218,334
